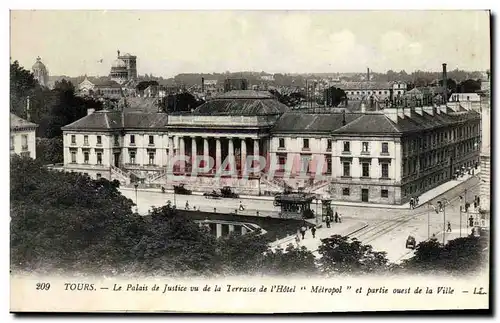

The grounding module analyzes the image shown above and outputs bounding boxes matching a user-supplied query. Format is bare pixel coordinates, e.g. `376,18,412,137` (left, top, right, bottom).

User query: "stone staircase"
110,165,132,185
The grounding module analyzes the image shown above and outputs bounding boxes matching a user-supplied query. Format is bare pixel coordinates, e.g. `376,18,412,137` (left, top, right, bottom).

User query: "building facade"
109,50,137,85
10,113,38,159
62,89,480,205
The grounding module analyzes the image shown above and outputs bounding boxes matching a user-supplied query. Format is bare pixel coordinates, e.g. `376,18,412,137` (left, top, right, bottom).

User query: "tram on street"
274,193,316,219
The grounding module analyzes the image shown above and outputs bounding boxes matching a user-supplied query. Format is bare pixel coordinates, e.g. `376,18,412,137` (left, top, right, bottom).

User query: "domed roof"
193,90,289,116
32,57,46,71
111,59,127,68
121,53,133,57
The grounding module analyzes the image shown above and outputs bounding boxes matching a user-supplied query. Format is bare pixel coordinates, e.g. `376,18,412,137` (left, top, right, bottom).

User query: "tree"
10,60,39,117
323,87,347,107
457,79,481,93
36,137,64,164
317,235,389,275
10,155,139,274
262,244,317,276
401,235,488,274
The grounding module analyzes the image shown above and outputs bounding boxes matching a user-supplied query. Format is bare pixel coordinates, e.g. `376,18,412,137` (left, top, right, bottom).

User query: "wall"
11,128,37,159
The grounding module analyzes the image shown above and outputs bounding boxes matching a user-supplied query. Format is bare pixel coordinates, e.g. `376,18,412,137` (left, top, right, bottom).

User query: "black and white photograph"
8,8,491,313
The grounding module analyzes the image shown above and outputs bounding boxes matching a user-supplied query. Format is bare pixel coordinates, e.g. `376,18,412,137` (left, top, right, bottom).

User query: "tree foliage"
10,61,103,138
317,235,389,275
36,137,64,164
323,87,347,107
401,235,488,274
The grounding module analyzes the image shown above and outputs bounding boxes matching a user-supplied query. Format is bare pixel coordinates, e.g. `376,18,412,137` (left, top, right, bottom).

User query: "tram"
274,193,316,219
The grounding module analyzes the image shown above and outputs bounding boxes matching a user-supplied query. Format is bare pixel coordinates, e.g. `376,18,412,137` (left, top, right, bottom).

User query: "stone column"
216,223,222,238
228,224,234,233
191,137,197,170
228,137,235,172
241,138,247,175
253,139,260,175
168,136,174,173
215,138,222,173
203,137,209,172
179,136,185,172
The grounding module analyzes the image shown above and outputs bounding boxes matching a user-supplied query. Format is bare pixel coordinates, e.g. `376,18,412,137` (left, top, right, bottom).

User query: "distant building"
260,75,275,82
77,76,96,96
224,78,248,92
10,113,38,159
109,50,137,85
337,81,407,101
93,79,123,99
32,57,49,88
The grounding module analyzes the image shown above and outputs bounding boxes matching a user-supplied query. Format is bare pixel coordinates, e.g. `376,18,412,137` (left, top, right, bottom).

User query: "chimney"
342,110,346,126
201,77,205,93
367,67,370,82
117,49,120,57
26,96,30,122
87,108,95,115
423,106,434,115
383,107,399,123
442,63,448,102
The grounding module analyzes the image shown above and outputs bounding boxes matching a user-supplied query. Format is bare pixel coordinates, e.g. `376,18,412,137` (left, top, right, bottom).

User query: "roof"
337,81,392,90
10,113,38,130
272,112,362,134
62,110,169,131
32,57,47,71
93,79,122,88
333,114,401,135
193,90,288,116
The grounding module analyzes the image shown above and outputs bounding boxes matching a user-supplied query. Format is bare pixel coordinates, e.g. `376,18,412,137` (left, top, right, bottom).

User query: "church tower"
32,56,49,87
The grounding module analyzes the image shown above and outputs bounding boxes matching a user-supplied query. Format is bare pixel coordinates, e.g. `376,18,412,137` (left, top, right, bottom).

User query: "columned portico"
203,137,209,169
191,137,197,168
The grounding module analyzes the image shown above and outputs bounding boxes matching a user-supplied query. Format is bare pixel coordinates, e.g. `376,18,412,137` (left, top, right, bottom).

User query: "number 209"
36,283,50,291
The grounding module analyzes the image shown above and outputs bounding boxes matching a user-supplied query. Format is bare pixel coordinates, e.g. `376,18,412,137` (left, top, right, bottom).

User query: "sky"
10,10,491,78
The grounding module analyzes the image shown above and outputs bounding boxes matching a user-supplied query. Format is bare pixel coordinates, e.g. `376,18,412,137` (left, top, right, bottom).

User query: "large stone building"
478,76,490,214
62,87,480,205
32,56,49,88
10,113,38,159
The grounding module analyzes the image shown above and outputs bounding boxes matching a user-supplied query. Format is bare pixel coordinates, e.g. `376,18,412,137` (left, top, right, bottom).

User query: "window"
83,151,89,164
362,162,370,177
343,141,350,152
342,188,350,196
381,189,389,198
21,135,28,150
96,135,102,145
381,142,389,154
84,135,89,146
278,138,285,148
362,142,369,153
71,151,77,163
327,139,332,151
130,135,135,145
149,135,154,145
381,163,389,178
343,162,350,177
129,151,136,164
114,135,119,146
325,155,332,175
97,152,102,165
303,138,309,149
148,151,155,165
71,135,76,144
10,136,14,150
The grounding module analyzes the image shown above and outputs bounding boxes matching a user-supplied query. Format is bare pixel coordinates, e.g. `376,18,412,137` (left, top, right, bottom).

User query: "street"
119,175,481,263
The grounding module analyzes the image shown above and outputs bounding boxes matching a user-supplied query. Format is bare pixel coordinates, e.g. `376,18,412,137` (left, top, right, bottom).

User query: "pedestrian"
415,196,419,206
213,207,217,213
409,197,414,209
465,202,470,212
185,201,190,210
446,221,452,232
311,226,317,238
469,215,474,228
300,225,307,239
325,216,331,228
334,212,339,223
295,234,301,246
338,214,342,223
474,201,478,210
239,201,245,211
